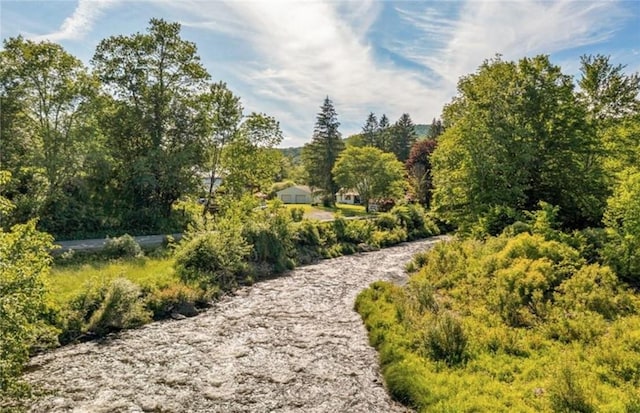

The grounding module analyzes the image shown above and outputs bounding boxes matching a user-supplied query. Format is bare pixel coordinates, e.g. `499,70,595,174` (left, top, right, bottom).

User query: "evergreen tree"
376,114,391,152
302,97,345,205
362,112,378,147
428,117,445,139
390,113,417,162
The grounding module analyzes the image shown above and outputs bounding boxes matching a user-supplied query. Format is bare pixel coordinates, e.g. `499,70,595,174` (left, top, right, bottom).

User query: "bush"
602,168,640,283
555,264,636,320
145,284,208,319
174,226,251,289
0,219,53,400
549,364,596,413
424,312,469,366
376,213,399,231
103,234,143,259
290,207,305,222
86,278,151,337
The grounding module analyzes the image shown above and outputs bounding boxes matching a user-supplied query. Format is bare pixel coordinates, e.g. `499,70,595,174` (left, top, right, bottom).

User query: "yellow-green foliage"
357,232,640,412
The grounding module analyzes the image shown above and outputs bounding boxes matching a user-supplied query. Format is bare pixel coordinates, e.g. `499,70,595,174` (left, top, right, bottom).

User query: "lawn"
46,257,177,306
278,202,368,218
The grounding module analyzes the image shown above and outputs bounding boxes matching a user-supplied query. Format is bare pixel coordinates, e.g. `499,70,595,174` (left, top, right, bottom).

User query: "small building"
336,189,361,205
276,185,318,204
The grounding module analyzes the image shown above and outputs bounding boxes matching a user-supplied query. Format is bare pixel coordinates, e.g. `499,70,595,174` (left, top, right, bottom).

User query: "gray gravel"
26,237,445,413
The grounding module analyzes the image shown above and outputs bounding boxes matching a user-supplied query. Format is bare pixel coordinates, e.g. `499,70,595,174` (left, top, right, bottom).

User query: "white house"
336,189,361,205
276,185,318,204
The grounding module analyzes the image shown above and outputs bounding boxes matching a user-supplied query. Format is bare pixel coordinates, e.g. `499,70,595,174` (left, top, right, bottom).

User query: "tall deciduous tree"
432,55,606,229
406,139,437,207
92,18,210,225
199,82,243,212
221,113,283,198
0,37,99,230
578,54,640,122
302,97,345,205
389,113,417,162
332,146,405,212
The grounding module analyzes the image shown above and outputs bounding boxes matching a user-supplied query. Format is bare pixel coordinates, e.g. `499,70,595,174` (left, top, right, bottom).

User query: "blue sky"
2,0,639,147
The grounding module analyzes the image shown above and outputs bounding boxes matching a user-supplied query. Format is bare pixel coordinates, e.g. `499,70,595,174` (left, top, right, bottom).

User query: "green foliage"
332,146,405,212
603,168,640,282
424,312,469,366
0,219,53,400
549,364,596,413
86,278,151,336
302,97,345,204
244,207,294,274
358,228,640,412
432,55,607,230
174,221,251,289
102,234,143,259
289,206,305,222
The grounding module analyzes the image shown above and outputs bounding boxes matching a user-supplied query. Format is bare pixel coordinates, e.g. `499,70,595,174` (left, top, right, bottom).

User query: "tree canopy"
332,146,405,212
432,55,607,230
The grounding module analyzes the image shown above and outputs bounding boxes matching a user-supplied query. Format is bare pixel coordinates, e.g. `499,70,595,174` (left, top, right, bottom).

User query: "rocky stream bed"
26,237,445,413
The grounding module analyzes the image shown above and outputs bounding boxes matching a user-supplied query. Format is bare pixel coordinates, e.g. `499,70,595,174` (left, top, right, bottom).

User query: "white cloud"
164,0,445,146
397,1,627,90
34,0,118,42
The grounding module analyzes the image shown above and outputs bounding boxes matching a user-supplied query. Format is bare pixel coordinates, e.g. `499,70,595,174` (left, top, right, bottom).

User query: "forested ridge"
2,16,640,412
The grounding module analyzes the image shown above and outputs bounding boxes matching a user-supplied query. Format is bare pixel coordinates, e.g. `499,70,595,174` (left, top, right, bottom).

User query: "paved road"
54,233,182,253
27,237,445,412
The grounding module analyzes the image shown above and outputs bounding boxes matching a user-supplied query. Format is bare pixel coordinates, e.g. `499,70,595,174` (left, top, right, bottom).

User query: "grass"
319,203,368,217
46,256,177,307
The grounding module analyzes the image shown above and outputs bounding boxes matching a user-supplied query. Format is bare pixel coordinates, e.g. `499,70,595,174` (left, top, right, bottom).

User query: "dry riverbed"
26,237,446,413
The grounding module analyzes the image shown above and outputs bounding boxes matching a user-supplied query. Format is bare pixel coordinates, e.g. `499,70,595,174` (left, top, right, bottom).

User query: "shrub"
0,219,53,400
424,312,469,366
492,258,556,326
244,208,293,273
555,264,636,320
145,284,208,319
86,278,151,337
376,212,399,231
342,219,374,244
602,168,640,283
102,234,143,259
290,207,305,222
174,225,251,289
549,364,596,413
372,228,407,248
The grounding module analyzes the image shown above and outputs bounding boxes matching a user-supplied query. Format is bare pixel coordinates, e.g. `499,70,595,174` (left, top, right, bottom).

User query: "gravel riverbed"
26,237,445,413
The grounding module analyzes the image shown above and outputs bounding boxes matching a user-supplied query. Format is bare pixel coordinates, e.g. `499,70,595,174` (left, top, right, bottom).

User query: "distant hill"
414,124,431,138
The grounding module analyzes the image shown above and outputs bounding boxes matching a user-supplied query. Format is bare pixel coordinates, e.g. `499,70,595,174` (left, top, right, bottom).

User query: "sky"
1,0,639,147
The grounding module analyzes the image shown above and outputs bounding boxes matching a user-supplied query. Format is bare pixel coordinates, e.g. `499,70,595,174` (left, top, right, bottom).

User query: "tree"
92,18,210,226
302,97,345,205
199,82,243,213
221,113,283,198
332,146,405,212
432,55,606,229
389,113,417,162
0,37,99,232
406,139,438,207
427,118,445,139
0,171,53,401
376,113,391,152
361,112,378,147
578,54,640,122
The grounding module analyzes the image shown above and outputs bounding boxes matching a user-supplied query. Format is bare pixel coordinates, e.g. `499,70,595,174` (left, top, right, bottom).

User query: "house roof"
276,185,313,195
